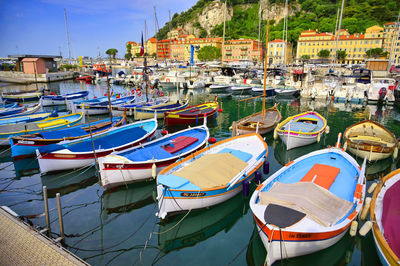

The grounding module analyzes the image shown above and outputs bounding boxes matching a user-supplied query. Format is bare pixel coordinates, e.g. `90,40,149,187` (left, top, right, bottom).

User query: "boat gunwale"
275,111,327,136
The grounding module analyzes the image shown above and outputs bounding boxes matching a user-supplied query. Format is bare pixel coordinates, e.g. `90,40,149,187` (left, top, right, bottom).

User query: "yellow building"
127,38,158,57
383,22,400,65
296,25,384,64
171,37,222,61
267,39,293,65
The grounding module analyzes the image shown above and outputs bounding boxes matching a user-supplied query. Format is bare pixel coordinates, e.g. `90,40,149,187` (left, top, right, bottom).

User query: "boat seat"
157,174,201,190
162,136,199,154
300,164,340,190
40,127,87,139
218,148,252,162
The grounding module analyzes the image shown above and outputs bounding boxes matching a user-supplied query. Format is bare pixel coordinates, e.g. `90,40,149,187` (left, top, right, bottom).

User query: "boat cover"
300,164,340,190
382,180,400,258
174,153,248,189
259,182,353,227
40,127,88,139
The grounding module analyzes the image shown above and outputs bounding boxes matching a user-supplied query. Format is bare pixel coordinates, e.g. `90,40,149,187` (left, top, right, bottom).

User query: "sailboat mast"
64,8,71,59
154,6,158,60
334,0,345,67
222,0,227,62
258,1,262,63
169,10,172,62
262,18,270,118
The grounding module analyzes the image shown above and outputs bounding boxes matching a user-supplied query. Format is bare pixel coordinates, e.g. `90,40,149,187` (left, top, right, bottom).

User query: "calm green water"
1,80,399,265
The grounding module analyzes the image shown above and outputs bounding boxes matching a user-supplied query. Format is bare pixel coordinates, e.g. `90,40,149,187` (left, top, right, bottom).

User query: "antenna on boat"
335,132,342,148
203,114,207,126
106,73,113,123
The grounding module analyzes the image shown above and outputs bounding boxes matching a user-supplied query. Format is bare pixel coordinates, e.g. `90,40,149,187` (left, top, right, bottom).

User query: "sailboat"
231,18,281,136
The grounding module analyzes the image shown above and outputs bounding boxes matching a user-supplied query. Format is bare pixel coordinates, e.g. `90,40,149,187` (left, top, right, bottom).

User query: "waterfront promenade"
0,207,88,266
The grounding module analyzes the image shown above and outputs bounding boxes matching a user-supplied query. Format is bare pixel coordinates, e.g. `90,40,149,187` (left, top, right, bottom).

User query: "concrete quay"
0,71,76,84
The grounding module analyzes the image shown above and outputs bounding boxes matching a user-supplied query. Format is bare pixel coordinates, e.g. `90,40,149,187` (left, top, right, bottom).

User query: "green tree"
336,50,347,62
197,46,221,61
366,48,388,58
301,55,310,60
317,49,330,58
106,48,118,60
199,29,208,38
124,53,131,60
125,43,132,60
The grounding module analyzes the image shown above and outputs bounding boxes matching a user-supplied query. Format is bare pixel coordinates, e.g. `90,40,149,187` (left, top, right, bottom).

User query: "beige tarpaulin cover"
259,182,354,227
175,153,248,189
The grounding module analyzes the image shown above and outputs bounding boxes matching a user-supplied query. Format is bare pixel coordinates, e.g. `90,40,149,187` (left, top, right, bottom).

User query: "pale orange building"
222,39,263,62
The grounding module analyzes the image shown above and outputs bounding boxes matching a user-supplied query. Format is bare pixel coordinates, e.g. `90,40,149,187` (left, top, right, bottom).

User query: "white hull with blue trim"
156,133,268,219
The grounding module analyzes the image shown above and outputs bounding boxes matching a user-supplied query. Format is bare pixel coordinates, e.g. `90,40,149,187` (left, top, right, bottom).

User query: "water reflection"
157,192,248,254
246,225,357,266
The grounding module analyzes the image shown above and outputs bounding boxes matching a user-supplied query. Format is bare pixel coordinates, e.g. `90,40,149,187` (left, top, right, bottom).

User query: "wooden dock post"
40,186,51,237
55,193,64,242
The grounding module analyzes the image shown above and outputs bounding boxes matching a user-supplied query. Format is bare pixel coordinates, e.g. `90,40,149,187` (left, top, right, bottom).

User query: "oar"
226,146,268,190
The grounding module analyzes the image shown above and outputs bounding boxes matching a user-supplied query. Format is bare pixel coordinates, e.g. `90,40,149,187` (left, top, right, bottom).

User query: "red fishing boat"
164,99,219,126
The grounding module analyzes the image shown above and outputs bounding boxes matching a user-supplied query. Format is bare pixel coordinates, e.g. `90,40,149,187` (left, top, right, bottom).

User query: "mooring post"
41,186,51,237
56,193,64,241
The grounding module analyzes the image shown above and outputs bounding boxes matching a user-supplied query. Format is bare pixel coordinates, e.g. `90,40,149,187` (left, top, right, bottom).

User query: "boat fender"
152,163,157,179
325,125,330,134
255,171,262,185
343,141,347,151
161,129,168,136
263,161,269,175
368,183,377,194
208,137,216,144
218,108,223,112
360,197,372,220
349,221,358,237
273,128,278,140
317,133,321,143
359,221,373,236
166,78,170,82
393,146,398,160
242,180,250,196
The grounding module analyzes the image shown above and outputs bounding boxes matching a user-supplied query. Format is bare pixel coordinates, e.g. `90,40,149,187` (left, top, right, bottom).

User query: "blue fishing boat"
41,91,89,106
156,133,268,219
0,103,22,117
99,122,209,188
250,143,366,265
0,112,83,146
1,91,42,102
11,115,126,159
0,102,42,119
0,108,57,126
37,116,157,173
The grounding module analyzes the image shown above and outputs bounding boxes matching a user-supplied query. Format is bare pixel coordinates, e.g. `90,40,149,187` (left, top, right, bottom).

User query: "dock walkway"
0,207,88,266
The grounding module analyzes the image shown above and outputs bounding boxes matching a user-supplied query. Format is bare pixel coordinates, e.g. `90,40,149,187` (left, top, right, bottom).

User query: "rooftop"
9,54,62,59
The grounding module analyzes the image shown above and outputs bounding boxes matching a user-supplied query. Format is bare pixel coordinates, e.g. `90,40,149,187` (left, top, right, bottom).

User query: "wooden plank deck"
0,207,88,266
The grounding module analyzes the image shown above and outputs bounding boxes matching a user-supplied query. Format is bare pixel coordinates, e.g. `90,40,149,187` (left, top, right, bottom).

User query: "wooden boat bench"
300,164,340,190
162,136,198,154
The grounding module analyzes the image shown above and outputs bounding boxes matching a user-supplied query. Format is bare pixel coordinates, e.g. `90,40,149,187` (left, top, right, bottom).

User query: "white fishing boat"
274,111,328,150
250,145,366,265
156,133,268,219
99,123,209,188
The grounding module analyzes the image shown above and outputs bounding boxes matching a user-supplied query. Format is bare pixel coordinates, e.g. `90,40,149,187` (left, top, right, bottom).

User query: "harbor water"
1,80,399,265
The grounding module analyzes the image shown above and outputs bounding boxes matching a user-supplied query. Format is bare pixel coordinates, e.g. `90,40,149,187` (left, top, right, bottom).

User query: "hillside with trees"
156,0,399,48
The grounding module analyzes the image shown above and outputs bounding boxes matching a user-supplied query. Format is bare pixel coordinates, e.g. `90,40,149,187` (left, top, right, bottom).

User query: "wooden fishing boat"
274,111,328,150
75,95,135,115
343,120,398,161
156,133,268,219
11,115,126,159
370,168,400,266
164,100,219,126
250,145,366,265
99,122,209,188
232,104,281,136
0,102,42,119
0,112,82,146
1,92,42,102
36,117,157,173
41,91,89,106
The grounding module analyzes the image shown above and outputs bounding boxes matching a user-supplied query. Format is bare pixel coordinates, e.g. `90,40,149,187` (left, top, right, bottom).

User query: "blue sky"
0,0,198,58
